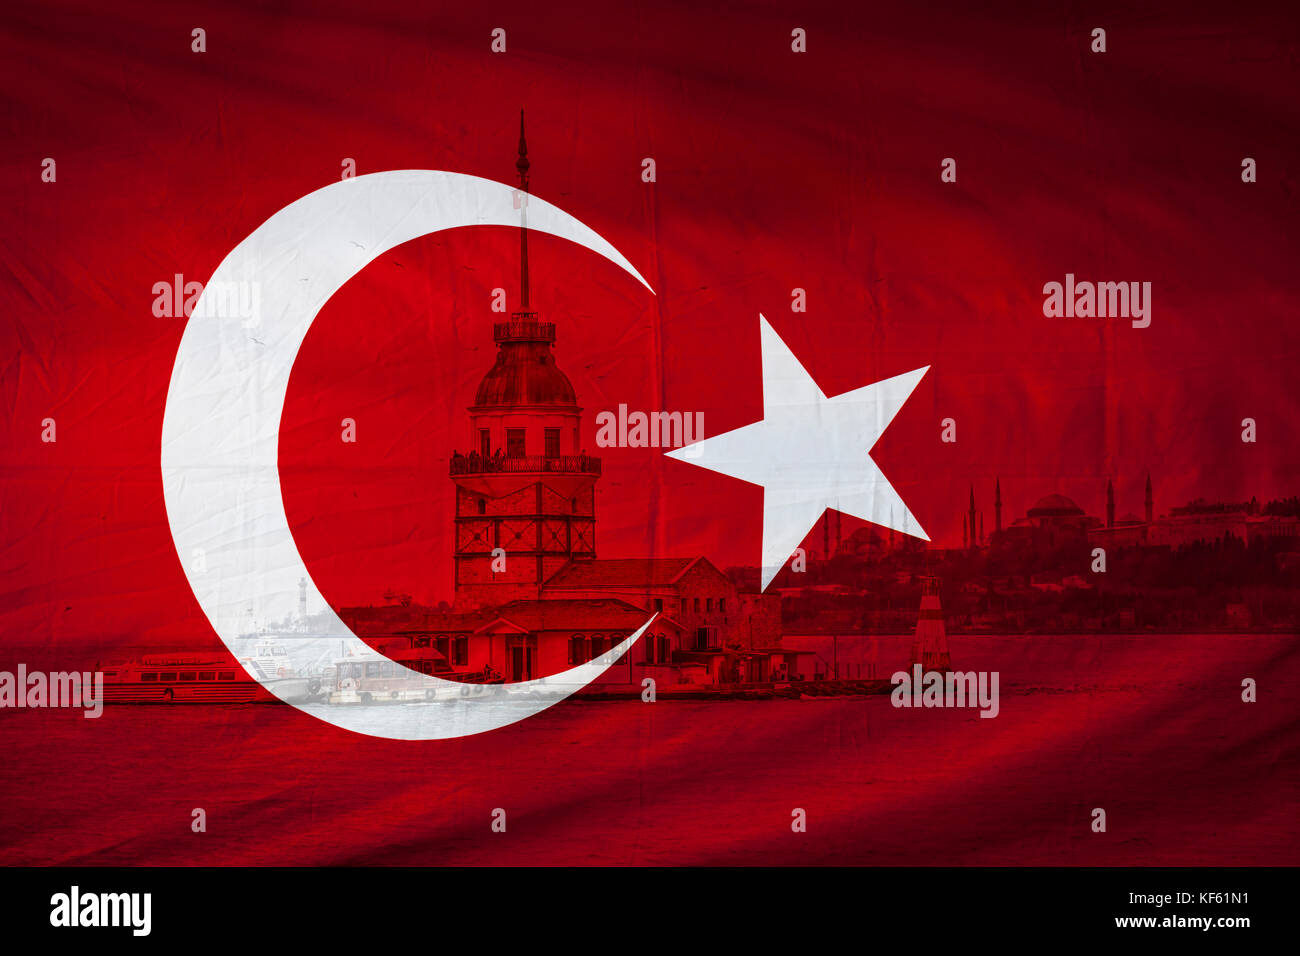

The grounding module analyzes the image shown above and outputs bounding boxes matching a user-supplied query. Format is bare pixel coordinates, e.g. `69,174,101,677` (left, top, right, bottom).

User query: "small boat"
326,641,501,705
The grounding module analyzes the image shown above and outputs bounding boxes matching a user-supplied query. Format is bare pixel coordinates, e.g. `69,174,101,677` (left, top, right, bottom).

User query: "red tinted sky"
3,0,1298,627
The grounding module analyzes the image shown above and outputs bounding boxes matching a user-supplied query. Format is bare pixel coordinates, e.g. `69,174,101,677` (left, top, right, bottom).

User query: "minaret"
449,115,599,610
994,478,1002,534
1106,479,1115,528
1145,473,1153,524
968,485,977,551
298,577,307,621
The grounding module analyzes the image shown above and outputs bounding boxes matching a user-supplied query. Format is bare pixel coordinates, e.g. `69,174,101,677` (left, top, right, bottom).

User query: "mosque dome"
1027,493,1085,518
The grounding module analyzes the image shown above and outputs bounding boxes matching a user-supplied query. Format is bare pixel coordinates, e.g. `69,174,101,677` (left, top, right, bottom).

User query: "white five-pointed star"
666,314,930,590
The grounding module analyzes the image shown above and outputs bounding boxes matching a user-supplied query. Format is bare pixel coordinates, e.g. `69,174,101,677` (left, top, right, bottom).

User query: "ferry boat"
101,643,321,704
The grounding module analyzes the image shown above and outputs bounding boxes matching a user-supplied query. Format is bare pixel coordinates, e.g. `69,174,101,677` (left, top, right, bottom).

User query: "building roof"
543,557,703,589
478,598,664,633
1028,493,1085,517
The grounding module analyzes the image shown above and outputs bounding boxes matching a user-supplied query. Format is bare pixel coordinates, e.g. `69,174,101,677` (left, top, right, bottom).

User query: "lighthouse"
910,576,952,672
449,113,600,609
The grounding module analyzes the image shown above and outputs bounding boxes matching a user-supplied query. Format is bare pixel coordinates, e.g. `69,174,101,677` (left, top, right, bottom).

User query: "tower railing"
450,453,600,476
494,320,555,343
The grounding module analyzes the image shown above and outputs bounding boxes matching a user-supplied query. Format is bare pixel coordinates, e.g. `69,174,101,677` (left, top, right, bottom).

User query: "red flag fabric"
2,0,1297,864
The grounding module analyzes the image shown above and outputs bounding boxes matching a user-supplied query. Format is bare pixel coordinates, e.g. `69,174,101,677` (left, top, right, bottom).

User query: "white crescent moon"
160,170,655,740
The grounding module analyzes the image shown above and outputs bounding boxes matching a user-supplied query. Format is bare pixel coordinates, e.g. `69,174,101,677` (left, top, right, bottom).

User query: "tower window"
544,428,560,459
479,429,491,459
477,498,486,515
506,428,525,457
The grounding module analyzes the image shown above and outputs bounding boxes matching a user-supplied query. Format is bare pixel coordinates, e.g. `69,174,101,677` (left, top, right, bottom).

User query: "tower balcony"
450,453,601,477
494,318,556,343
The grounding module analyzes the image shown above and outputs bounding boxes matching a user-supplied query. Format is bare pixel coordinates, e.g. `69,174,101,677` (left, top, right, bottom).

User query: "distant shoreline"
785,628,1300,638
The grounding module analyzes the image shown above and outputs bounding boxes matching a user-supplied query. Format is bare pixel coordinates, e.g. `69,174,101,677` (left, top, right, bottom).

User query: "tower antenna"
516,109,531,313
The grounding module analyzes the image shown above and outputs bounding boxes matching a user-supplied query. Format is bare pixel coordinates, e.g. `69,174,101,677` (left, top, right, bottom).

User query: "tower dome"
473,320,577,408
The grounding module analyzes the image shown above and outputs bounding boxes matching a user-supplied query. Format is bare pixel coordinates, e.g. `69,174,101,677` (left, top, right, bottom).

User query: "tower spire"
516,109,531,313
